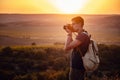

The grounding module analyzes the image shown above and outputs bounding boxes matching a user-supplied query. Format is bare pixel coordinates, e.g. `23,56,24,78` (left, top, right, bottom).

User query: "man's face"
72,21,82,32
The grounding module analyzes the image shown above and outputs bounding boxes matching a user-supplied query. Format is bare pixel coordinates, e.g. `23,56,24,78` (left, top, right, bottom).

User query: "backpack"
78,33,100,72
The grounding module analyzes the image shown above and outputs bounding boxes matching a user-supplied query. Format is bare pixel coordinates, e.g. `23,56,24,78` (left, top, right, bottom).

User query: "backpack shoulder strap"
82,31,91,38
91,40,99,55
76,31,91,57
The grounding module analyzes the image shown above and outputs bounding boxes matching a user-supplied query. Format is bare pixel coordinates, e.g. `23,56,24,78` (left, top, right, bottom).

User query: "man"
64,16,90,80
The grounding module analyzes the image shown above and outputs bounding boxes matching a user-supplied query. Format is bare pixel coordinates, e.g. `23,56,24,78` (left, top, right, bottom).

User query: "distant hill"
0,35,52,46
0,14,120,46
96,15,120,28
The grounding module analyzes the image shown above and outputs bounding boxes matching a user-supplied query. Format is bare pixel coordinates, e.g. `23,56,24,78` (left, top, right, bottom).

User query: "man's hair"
71,16,84,27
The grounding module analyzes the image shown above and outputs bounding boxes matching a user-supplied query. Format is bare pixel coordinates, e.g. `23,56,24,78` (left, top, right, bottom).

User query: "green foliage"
1,46,13,55
98,44,120,71
0,44,120,80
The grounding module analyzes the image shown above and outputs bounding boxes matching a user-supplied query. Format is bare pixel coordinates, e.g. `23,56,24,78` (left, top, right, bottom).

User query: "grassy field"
0,44,120,80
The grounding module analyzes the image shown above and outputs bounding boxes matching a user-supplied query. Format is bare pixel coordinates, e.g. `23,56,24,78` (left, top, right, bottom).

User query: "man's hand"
64,27,72,34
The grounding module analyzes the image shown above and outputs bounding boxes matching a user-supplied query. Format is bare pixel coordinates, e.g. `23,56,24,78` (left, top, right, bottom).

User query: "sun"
49,0,88,14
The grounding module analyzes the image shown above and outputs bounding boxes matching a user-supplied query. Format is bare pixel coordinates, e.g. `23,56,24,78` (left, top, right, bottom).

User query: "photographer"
64,16,90,80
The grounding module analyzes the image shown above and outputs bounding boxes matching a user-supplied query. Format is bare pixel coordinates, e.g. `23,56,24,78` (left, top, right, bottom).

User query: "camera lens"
63,26,66,29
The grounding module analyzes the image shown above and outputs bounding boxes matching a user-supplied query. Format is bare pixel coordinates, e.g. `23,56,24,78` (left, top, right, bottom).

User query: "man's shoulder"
77,32,89,38
76,32,90,44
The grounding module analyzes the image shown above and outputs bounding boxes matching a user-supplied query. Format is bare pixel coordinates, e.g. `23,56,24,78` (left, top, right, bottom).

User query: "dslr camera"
63,24,75,32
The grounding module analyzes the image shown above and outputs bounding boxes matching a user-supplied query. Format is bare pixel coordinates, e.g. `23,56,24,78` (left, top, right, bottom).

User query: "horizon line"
0,13,120,15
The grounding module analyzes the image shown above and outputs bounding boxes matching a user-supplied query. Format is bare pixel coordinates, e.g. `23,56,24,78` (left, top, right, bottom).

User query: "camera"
63,24,75,32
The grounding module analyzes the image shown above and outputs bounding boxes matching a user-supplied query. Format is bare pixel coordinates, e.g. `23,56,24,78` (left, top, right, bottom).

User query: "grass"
0,44,120,80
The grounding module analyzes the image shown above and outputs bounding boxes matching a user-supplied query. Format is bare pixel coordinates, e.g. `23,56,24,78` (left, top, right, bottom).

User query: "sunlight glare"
49,0,88,14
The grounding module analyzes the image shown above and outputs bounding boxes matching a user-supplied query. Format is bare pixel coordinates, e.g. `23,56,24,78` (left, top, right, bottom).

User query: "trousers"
69,68,85,80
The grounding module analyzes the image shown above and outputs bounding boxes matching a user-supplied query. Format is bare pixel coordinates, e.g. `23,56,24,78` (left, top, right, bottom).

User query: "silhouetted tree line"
0,44,120,80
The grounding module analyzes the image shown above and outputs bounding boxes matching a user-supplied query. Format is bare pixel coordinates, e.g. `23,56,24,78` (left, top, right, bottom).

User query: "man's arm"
64,33,82,51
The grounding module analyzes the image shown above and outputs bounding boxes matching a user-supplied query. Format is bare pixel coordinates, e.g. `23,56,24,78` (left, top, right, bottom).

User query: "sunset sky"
0,0,120,14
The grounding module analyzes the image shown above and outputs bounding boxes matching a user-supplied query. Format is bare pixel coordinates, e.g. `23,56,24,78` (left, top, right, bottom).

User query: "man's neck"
77,29,84,33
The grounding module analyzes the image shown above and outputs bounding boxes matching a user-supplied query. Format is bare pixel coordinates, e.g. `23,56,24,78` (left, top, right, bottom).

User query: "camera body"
63,24,75,32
